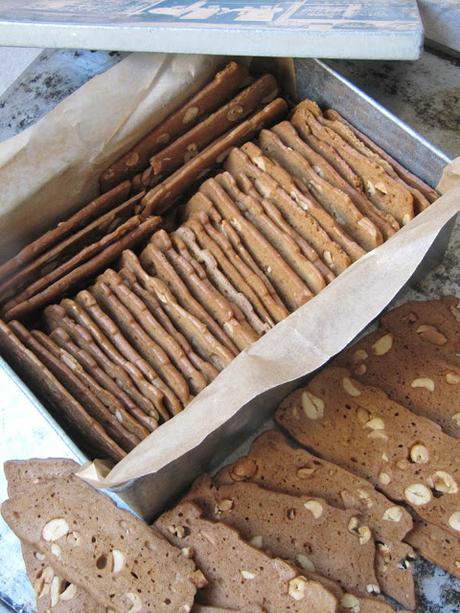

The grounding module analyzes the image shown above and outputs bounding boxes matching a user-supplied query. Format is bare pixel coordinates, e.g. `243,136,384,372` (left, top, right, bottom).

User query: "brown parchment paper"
78,159,460,491
0,52,224,261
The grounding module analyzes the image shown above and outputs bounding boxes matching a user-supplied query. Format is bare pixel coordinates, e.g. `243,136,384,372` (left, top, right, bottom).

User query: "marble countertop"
0,47,458,612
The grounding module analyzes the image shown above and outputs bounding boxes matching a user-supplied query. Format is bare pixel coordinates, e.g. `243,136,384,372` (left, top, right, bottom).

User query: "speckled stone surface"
0,49,458,612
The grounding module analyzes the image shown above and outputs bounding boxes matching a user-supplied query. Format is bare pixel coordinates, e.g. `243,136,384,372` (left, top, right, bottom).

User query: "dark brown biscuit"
293,101,414,226
216,172,327,295
0,320,125,462
172,229,269,337
9,320,141,452
151,230,259,351
100,268,207,395
276,366,460,539
2,474,198,612
100,61,251,190
184,199,289,322
90,279,190,409
119,265,219,384
324,109,438,206
141,240,239,354
232,170,336,283
1,215,141,313
74,289,181,418
0,181,131,284
141,98,288,215
406,520,460,580
258,129,381,252
32,329,149,443
335,327,460,438
198,178,313,311
188,475,379,598
3,216,161,322
156,501,338,612
0,191,144,306
380,296,460,366
121,250,234,371
150,74,279,176
181,216,275,329
45,303,162,422
216,431,415,610
49,326,157,432
274,121,398,238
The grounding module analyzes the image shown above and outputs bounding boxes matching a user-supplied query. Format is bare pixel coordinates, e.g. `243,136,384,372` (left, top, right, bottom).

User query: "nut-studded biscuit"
151,230,259,351
1,473,198,612
141,240,239,354
380,296,460,366
3,216,161,322
100,61,251,191
323,109,436,209
141,98,288,215
31,329,150,442
258,129,381,252
5,459,103,613
292,101,414,226
236,143,361,269
216,431,415,609
182,215,275,329
150,74,279,176
335,327,460,438
9,320,141,453
276,366,460,539
0,181,131,285
49,326,157,432
121,250,234,372
119,265,219,384
74,289,181,418
0,320,125,462
229,169,335,284
187,475,379,597
217,172,327,294
90,280,191,409
45,303,162,422
273,121,398,238
0,191,144,306
156,501,338,612
100,268,208,395
1,214,141,314
406,519,460,580
198,178,313,311
173,228,270,337
184,199,288,322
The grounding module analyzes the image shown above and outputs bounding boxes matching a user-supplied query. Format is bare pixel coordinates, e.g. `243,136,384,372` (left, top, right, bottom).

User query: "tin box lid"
0,1,423,60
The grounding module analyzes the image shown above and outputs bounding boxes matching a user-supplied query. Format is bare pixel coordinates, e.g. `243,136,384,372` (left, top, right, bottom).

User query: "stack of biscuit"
164,297,459,612
0,79,439,463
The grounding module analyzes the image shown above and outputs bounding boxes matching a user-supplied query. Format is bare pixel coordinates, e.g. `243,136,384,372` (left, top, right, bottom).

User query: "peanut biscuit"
100,61,251,190
274,121,398,238
2,474,198,612
156,501,338,612
188,475,379,598
150,74,279,176
141,98,288,215
258,129,381,251
276,366,460,539
292,101,414,226
406,519,460,580
216,431,415,609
